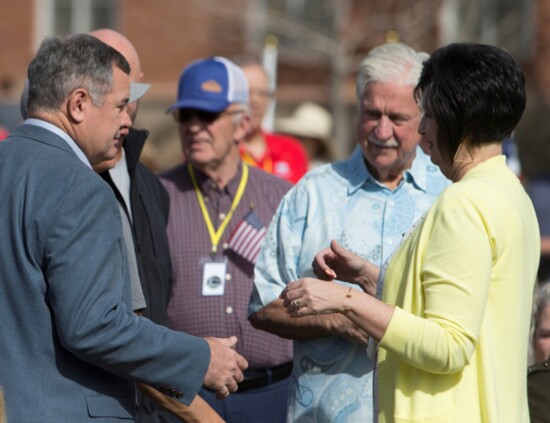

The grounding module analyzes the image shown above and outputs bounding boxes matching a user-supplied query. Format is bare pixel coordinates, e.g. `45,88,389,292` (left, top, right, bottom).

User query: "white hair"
356,42,429,101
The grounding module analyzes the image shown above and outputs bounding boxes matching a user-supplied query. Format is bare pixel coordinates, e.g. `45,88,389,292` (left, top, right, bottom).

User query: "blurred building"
0,0,543,172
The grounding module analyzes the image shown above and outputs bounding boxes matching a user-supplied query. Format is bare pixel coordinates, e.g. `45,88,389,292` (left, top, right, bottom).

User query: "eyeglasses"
173,109,245,124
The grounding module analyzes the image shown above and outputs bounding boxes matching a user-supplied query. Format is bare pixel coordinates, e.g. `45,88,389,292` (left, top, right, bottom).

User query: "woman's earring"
453,143,474,164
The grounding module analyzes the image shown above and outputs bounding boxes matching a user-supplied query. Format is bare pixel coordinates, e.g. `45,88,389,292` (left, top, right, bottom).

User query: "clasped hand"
280,240,376,316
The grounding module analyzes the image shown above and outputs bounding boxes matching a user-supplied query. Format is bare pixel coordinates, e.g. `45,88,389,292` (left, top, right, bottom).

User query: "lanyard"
188,163,249,254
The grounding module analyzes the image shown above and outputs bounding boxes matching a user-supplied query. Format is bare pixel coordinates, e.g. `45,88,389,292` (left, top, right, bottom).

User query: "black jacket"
101,128,172,326
528,357,550,423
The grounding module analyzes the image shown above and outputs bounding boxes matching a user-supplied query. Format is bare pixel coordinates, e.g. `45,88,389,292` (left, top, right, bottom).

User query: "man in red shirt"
237,60,308,184
0,126,8,140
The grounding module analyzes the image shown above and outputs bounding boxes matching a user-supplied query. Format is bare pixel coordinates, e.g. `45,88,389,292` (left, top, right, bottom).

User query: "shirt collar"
346,146,372,195
24,118,92,169
405,147,434,192
346,145,433,195
191,161,244,198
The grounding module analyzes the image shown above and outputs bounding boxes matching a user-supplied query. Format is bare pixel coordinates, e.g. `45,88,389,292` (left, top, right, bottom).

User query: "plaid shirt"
160,162,293,369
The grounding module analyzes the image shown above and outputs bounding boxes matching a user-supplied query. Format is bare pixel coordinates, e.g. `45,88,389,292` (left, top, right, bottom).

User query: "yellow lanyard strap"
188,163,249,254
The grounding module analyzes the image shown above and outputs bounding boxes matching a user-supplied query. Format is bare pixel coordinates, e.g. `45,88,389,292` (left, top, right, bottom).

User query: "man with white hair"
249,42,450,422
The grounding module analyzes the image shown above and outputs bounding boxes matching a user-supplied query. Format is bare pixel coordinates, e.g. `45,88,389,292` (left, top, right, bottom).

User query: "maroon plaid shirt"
160,162,293,369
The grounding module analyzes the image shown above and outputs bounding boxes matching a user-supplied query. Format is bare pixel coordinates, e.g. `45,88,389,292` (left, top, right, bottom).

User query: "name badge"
201,257,227,296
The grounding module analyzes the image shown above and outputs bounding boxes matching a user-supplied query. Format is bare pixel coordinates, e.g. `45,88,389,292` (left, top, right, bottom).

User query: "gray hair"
26,33,130,114
356,42,429,101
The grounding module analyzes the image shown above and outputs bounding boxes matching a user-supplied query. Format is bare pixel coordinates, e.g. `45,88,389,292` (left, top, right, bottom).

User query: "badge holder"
201,256,227,296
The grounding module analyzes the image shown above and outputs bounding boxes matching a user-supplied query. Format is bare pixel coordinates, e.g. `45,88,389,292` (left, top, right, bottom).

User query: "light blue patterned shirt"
249,146,449,423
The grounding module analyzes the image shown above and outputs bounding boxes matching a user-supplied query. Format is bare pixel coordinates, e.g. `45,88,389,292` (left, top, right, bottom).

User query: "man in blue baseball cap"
160,57,293,423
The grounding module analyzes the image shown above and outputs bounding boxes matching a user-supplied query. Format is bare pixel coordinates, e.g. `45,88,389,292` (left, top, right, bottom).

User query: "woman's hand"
280,275,395,344
279,277,350,316
312,240,378,295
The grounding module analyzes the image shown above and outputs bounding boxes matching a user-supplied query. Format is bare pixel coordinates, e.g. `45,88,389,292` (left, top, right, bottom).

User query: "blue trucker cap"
167,57,249,113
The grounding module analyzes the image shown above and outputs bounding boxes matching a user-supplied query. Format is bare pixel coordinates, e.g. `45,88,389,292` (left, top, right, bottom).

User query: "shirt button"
226,306,233,314
219,213,226,220
225,273,232,281
387,239,393,245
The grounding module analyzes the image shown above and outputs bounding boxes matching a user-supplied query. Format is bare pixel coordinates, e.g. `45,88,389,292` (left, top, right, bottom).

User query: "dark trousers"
199,376,290,423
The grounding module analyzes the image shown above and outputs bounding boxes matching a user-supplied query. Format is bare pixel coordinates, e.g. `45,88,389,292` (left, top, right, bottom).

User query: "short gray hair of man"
355,42,429,102
26,33,130,115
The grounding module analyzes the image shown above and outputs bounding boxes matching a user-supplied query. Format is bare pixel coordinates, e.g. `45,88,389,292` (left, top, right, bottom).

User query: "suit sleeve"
44,178,209,405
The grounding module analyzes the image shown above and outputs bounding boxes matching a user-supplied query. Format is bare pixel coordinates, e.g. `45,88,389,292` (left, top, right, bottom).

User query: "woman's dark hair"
414,43,526,164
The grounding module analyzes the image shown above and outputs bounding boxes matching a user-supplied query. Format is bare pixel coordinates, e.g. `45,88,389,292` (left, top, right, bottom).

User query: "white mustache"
367,136,399,148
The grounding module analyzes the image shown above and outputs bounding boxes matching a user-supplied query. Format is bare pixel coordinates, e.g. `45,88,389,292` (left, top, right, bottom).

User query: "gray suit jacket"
0,124,210,422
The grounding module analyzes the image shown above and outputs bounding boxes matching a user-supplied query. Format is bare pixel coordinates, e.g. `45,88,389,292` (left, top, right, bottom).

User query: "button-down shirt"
249,146,449,422
160,162,293,369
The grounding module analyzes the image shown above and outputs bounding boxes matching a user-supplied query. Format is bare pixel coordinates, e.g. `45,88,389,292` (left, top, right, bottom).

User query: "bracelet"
343,287,353,314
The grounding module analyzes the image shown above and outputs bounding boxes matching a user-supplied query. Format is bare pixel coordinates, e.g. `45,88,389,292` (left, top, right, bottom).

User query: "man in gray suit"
0,34,247,422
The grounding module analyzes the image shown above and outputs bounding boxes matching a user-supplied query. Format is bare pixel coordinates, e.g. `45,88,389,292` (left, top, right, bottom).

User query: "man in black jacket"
90,29,171,327
91,29,224,422
100,126,172,324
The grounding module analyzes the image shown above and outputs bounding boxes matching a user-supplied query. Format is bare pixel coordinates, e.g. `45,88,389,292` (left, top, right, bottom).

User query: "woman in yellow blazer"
280,43,540,422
